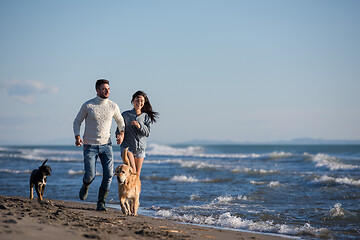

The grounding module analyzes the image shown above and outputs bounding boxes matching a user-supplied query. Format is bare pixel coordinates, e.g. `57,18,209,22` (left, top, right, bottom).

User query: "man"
73,79,125,211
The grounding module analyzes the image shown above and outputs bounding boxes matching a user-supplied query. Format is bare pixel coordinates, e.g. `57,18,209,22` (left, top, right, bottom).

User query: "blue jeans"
83,144,113,191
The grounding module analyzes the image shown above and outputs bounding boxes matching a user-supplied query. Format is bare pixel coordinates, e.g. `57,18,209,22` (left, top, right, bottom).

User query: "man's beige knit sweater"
73,96,125,145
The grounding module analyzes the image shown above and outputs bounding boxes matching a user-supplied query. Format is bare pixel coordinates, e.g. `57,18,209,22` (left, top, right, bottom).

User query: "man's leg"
79,145,98,200
96,144,113,211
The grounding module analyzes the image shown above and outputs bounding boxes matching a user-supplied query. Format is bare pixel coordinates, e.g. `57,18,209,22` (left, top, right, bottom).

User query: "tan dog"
115,148,141,216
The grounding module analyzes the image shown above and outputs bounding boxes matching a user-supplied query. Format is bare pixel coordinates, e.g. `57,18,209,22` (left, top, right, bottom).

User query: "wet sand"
0,195,293,240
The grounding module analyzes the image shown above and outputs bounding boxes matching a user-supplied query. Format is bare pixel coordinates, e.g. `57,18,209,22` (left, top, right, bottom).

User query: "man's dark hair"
95,79,109,90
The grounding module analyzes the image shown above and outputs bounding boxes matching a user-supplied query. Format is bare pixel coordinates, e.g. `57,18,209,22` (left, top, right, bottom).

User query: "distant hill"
179,139,240,145
179,138,360,145
274,138,360,145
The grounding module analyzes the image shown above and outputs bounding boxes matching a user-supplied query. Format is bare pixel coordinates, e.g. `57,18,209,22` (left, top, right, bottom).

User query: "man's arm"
73,103,87,146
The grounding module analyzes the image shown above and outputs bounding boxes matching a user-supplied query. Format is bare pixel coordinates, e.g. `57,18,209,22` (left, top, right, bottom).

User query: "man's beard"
99,93,109,99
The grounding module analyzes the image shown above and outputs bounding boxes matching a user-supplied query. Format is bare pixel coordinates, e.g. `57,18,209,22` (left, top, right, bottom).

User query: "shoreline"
0,195,294,240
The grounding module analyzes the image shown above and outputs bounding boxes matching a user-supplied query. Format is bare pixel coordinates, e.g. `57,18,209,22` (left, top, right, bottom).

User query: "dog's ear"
42,159,48,166
129,167,136,175
121,148,130,166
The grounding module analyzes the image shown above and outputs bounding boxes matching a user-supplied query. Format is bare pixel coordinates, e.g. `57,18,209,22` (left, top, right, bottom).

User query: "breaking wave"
0,168,31,174
0,147,82,162
305,153,359,171
146,144,293,160
170,175,217,183
155,210,329,238
68,169,102,176
232,168,279,175
313,175,360,187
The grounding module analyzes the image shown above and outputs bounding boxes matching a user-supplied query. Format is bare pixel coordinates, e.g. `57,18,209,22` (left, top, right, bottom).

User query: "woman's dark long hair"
132,91,159,123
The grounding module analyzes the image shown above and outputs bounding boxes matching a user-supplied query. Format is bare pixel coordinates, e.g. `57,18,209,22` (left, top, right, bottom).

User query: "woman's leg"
134,157,144,176
127,151,137,173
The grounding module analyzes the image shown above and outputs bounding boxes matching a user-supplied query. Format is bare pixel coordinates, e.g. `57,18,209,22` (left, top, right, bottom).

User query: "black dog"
30,159,52,202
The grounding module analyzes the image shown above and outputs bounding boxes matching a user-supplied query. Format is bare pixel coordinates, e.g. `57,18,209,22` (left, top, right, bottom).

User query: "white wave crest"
0,152,42,161
330,203,344,217
155,210,328,237
250,181,267,185
146,158,223,171
328,203,356,218
185,194,251,211
249,180,283,187
0,168,31,174
146,144,204,156
67,170,102,176
170,175,213,183
179,195,252,213
190,193,201,200
237,195,249,201
268,181,283,187
232,168,279,175
211,195,250,204
141,158,183,164
156,209,173,218
212,195,234,204
314,175,360,186
68,169,84,175
180,161,222,170
270,151,293,158
146,144,265,159
171,175,199,182
0,147,83,162
309,153,359,171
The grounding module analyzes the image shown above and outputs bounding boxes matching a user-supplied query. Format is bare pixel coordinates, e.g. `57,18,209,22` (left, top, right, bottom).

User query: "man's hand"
75,135,83,147
116,131,124,145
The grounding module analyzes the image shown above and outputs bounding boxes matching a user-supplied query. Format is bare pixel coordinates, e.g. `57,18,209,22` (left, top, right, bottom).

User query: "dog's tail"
121,148,130,165
42,159,48,166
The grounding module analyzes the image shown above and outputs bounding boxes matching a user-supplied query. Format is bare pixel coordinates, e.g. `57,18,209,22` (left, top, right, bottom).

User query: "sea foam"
146,144,268,159
314,175,360,187
0,168,31,174
232,167,279,175
68,169,102,176
0,147,82,162
328,203,356,218
68,169,84,175
171,175,200,182
307,153,359,171
155,210,329,237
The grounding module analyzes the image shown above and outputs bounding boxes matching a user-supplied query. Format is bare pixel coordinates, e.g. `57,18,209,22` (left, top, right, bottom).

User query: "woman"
116,91,159,176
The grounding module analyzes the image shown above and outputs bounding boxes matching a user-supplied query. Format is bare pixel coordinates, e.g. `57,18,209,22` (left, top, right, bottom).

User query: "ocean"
0,144,359,239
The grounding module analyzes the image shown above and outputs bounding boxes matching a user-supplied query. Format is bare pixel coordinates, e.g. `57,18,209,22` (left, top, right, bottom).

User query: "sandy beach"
0,195,294,240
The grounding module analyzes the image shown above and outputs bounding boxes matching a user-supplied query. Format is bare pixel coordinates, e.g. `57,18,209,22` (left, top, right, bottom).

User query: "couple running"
73,79,159,211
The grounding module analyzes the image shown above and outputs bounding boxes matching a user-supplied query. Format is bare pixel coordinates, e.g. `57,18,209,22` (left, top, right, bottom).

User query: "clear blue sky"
0,0,359,145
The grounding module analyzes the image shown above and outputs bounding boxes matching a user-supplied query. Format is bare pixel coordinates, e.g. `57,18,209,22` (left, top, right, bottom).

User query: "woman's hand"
131,121,141,129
